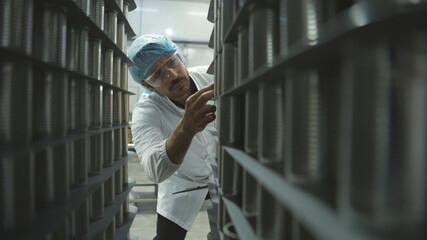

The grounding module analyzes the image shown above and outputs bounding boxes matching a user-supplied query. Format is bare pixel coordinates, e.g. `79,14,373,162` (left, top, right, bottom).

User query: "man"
128,34,217,240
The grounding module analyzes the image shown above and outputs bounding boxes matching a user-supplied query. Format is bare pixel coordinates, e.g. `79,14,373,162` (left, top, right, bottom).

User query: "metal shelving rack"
210,0,427,240
0,0,137,239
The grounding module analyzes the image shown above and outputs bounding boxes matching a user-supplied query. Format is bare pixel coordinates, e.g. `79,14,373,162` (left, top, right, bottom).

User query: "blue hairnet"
127,34,179,89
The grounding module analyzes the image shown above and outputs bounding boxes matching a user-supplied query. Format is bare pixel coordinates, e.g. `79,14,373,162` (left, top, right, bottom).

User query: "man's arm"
166,83,216,164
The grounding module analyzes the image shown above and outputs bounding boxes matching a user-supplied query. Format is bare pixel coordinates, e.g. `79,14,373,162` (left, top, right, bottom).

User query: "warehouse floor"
128,154,211,240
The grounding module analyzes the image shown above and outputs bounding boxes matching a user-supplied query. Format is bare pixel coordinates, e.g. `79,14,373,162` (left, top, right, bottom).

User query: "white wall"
126,0,213,119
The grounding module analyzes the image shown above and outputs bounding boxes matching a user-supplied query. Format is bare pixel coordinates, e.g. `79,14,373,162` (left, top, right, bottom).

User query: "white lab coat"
131,66,216,230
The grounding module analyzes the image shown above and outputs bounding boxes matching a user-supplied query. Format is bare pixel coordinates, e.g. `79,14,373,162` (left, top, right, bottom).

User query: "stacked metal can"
33,2,67,66
91,0,105,30
104,10,118,44
10,0,34,54
0,153,35,230
0,60,33,145
339,30,427,235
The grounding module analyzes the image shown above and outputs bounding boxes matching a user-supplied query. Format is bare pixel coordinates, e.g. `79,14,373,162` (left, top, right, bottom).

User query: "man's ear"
141,81,154,92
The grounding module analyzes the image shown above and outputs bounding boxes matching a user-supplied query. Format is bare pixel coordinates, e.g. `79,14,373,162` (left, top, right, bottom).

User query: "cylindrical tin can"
244,89,258,156
0,60,33,144
105,218,116,240
122,93,129,123
339,32,427,232
33,3,67,66
68,78,77,131
103,130,114,166
121,61,128,90
35,144,70,205
33,70,54,138
76,79,90,131
78,26,89,75
123,0,129,18
116,205,124,227
116,0,123,9
75,200,90,238
90,133,103,175
11,0,33,54
0,153,35,229
90,84,103,128
53,72,69,136
114,128,122,160
248,1,280,74
286,68,328,189
222,0,236,37
68,141,75,187
117,21,125,51
258,81,284,172
115,167,123,195
90,184,104,221
220,146,235,197
113,91,123,125
257,187,287,240
113,57,122,87
57,6,67,67
105,175,115,206
222,43,236,92
237,26,249,85
67,25,79,72
123,196,129,213
31,71,67,139
0,0,12,47
102,48,114,84
103,88,113,127
242,170,258,217
218,96,231,145
90,38,102,80
123,33,128,54
229,96,244,148
91,0,105,30
104,10,117,44
123,161,128,185
122,127,128,157
232,161,243,207
72,137,89,187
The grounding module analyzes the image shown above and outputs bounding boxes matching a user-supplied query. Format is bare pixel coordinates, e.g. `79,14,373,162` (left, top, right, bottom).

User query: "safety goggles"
143,52,184,87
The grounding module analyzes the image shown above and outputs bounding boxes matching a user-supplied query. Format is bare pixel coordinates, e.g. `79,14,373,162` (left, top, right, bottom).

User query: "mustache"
169,77,185,90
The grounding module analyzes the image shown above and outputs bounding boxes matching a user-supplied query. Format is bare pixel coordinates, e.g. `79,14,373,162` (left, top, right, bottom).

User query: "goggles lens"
144,52,183,87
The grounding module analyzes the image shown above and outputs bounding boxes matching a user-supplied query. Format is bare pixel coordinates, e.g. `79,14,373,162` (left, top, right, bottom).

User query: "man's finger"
193,90,214,107
197,104,216,118
186,83,214,104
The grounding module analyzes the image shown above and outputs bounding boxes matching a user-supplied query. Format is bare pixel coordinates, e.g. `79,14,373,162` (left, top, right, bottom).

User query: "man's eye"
167,58,175,67
153,70,162,78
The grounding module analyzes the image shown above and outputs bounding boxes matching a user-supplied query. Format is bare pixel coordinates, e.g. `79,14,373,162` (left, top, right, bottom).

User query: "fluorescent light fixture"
165,28,174,36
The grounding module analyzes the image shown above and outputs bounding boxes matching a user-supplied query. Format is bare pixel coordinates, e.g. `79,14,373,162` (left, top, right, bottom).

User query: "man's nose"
166,67,178,80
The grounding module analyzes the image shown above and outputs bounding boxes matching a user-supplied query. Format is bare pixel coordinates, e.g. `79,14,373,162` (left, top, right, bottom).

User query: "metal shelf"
114,212,137,240
0,47,135,95
215,1,427,97
4,153,134,240
223,146,379,240
0,124,131,158
65,0,134,66
105,0,136,38
84,183,135,240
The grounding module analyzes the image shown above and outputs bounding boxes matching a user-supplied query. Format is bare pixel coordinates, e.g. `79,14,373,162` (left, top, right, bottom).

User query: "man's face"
142,52,191,101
